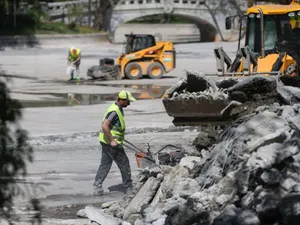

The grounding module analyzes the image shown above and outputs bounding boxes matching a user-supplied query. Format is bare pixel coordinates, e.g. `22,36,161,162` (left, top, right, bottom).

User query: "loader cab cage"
124,34,156,54
245,12,300,55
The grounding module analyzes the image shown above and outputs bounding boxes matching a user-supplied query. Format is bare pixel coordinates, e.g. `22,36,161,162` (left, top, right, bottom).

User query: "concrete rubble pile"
165,71,229,103
80,72,300,225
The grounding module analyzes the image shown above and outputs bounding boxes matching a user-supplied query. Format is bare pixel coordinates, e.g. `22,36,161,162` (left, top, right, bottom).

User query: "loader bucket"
162,71,279,127
162,98,232,126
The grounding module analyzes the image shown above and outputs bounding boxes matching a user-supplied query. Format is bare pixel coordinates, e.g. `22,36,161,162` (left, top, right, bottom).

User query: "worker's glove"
111,140,118,147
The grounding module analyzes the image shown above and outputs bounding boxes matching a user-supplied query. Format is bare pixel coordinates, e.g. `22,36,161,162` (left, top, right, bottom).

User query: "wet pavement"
16,84,170,108
16,131,198,220
0,40,239,223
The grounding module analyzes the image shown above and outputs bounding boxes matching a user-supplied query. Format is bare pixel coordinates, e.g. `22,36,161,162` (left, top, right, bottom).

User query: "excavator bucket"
163,70,283,127
162,71,236,127
163,99,231,126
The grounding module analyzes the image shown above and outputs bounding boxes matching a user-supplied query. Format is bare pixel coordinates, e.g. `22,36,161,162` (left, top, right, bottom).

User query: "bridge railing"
19,0,98,17
18,0,249,24
115,0,248,12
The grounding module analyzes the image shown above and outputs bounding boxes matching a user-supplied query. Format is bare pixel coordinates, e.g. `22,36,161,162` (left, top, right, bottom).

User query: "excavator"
87,34,176,80
163,0,300,127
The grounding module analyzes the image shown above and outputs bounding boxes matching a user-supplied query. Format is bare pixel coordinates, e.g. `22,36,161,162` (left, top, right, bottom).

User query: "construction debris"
79,71,300,225
82,103,300,225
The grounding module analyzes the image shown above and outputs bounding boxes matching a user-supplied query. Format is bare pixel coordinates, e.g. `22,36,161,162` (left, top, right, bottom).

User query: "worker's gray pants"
70,60,80,79
94,142,132,189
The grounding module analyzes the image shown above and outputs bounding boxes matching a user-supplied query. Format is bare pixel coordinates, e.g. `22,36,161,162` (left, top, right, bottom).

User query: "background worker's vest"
69,48,81,62
98,103,125,145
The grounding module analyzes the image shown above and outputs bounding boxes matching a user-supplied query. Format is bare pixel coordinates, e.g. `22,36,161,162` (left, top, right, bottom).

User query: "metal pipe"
258,7,265,58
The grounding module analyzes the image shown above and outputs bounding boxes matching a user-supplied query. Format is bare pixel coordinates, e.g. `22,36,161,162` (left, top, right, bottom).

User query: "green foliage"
67,21,77,30
28,1,44,28
127,14,191,24
0,75,41,224
37,22,100,34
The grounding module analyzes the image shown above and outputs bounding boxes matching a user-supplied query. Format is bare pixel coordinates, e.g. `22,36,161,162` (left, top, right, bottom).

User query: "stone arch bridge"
109,0,247,42
43,0,247,42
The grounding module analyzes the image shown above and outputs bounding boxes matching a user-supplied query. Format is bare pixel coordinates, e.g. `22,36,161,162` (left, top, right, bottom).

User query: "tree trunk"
92,0,117,30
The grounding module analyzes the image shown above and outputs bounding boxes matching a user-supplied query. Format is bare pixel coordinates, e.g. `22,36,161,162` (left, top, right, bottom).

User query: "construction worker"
93,90,136,196
68,47,81,80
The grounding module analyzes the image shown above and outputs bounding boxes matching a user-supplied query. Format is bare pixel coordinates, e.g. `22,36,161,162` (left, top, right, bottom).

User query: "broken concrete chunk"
228,91,248,103
172,178,200,198
102,201,118,209
236,210,260,225
160,165,189,199
212,204,239,225
216,78,239,89
288,114,300,131
126,214,142,224
228,76,277,97
149,166,162,177
253,188,281,223
278,188,300,225
278,86,300,104
245,128,288,154
77,208,87,218
179,156,204,171
192,132,215,151
85,205,122,225
122,222,132,225
150,186,163,208
165,78,187,97
123,177,162,220
260,168,281,185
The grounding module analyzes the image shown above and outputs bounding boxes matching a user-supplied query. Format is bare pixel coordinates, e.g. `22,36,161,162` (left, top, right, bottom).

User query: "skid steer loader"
163,0,300,127
87,34,176,80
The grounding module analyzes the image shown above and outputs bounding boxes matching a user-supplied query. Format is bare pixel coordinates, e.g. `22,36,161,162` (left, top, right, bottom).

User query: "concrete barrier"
113,24,201,44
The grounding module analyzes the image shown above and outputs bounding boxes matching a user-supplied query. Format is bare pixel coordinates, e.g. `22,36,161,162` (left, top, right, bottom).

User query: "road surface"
0,39,238,224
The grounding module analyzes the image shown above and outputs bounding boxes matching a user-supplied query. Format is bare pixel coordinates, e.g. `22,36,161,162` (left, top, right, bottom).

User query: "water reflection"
18,84,170,108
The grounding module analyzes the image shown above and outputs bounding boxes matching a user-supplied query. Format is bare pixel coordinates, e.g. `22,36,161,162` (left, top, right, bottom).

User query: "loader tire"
125,62,142,80
147,62,164,79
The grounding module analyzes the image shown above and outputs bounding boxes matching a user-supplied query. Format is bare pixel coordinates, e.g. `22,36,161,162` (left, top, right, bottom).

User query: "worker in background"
68,47,81,80
93,90,136,196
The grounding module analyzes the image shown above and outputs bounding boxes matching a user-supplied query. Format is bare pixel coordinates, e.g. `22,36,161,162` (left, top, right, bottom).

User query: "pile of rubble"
79,73,300,225
165,71,300,120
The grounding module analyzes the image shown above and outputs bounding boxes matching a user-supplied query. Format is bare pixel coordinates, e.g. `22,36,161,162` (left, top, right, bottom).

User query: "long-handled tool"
123,139,185,169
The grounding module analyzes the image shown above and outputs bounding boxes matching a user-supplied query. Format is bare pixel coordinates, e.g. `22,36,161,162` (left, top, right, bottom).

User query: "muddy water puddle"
17,84,170,108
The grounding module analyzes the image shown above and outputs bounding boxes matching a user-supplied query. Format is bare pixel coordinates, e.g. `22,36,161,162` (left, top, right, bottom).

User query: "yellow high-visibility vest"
98,103,125,145
69,48,81,61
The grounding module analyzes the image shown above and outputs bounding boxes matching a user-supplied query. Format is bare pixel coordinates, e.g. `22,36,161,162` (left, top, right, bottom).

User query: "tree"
0,74,41,224
92,0,120,30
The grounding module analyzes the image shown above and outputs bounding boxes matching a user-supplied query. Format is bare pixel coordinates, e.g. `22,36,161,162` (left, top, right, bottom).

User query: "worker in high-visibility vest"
93,90,136,196
68,47,81,80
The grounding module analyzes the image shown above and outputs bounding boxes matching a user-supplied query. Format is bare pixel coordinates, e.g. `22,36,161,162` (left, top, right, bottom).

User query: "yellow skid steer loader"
87,34,176,80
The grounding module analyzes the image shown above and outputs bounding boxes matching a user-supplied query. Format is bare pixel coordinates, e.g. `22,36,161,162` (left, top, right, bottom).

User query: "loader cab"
244,8,300,56
124,34,156,54
226,6,300,57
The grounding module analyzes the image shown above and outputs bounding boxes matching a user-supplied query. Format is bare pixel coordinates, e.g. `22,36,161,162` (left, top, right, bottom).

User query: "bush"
0,75,41,224
68,21,77,30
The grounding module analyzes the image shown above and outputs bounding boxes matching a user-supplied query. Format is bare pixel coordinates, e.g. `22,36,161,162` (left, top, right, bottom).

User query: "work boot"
93,185,105,196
